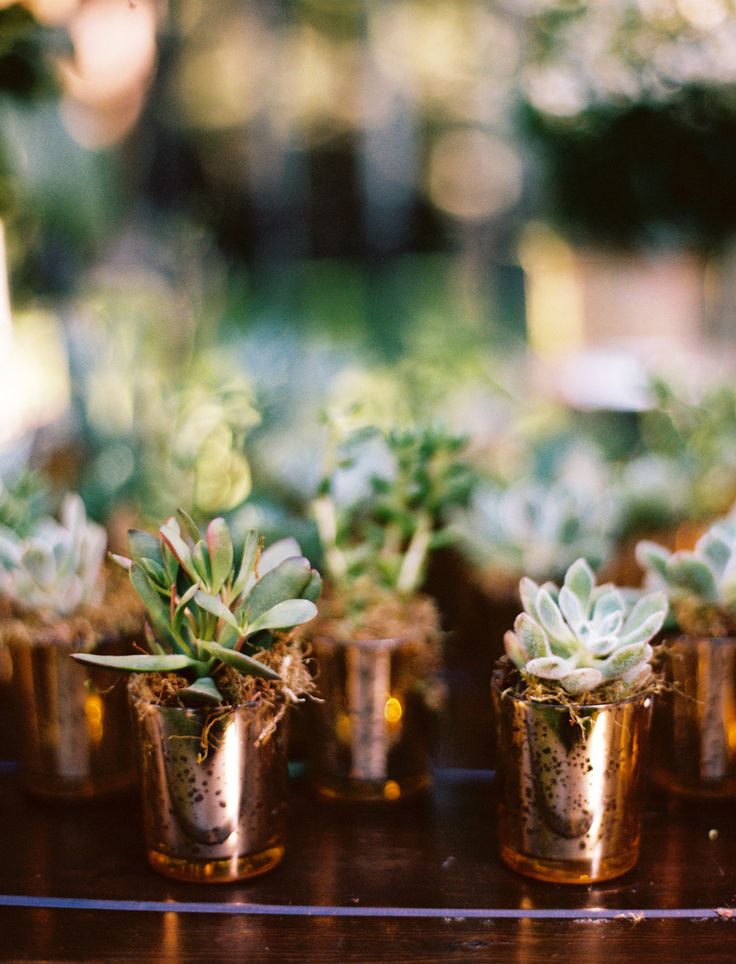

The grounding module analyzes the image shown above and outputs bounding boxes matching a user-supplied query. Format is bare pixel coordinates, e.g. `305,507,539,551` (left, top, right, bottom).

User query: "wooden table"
2,762,736,962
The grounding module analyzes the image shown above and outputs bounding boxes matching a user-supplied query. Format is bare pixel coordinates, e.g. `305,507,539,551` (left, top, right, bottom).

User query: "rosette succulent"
504,558,666,697
455,477,616,583
0,493,106,615
73,511,321,705
636,515,736,636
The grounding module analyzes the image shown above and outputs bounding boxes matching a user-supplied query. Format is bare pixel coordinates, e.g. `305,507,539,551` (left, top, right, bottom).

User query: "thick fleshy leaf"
161,542,179,585
130,564,175,639
231,529,261,599
173,582,201,632
596,611,624,637
558,586,585,631
140,557,168,590
71,652,198,672
696,528,733,581
176,508,201,544
623,591,668,636
503,629,527,668
259,537,301,576
178,677,223,705
665,553,718,601
525,656,570,680
513,613,550,660
519,576,541,622
21,546,54,585
302,569,323,603
536,588,576,648
600,642,652,679
245,599,318,636
619,611,665,647
191,540,212,586
207,517,233,594
563,558,595,611
0,531,21,566
592,589,625,624
539,581,560,603
193,590,241,633
127,529,164,568
196,638,281,680
60,493,85,539
242,556,312,621
108,552,132,572
560,668,604,696
160,520,197,580
586,634,619,657
635,540,671,580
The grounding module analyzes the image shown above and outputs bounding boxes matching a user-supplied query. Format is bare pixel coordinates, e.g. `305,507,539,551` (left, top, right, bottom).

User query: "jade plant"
313,424,472,609
637,516,736,636
72,511,321,705
0,493,106,615
504,558,667,698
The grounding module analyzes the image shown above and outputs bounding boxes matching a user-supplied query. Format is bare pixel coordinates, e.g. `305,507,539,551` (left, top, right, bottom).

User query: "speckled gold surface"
493,675,653,883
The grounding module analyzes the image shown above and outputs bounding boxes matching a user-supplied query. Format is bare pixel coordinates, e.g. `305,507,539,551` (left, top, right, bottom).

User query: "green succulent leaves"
0,493,107,616
636,515,736,630
504,558,666,698
72,512,321,705
314,424,472,599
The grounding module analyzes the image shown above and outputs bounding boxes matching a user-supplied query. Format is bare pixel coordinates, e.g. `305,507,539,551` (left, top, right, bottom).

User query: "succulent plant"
313,424,472,602
0,493,106,615
0,470,50,539
455,477,616,583
504,558,666,698
72,510,321,705
636,515,736,635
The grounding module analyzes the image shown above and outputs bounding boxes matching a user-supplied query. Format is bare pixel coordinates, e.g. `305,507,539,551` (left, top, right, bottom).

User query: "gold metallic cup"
655,636,736,798
8,634,135,799
310,635,435,803
129,688,288,882
493,673,653,884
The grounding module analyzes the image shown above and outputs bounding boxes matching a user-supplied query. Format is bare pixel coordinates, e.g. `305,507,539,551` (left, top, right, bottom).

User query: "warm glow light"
677,0,728,30
427,129,522,221
0,310,70,449
383,780,400,801
336,711,351,744
26,0,80,25
58,0,158,147
518,225,584,359
84,693,104,745
384,697,403,724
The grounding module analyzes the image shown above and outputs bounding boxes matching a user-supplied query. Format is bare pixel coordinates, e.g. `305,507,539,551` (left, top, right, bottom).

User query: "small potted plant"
0,493,143,798
445,452,617,768
309,424,471,802
493,558,666,884
637,516,736,797
73,510,320,882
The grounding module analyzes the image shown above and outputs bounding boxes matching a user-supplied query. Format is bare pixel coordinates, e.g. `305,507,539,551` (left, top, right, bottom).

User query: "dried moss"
494,655,664,709
128,635,316,748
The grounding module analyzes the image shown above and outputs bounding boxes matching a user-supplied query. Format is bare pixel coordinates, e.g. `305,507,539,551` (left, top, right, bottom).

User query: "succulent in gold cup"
0,493,143,798
309,424,471,802
638,516,736,797
494,558,666,884
73,510,320,882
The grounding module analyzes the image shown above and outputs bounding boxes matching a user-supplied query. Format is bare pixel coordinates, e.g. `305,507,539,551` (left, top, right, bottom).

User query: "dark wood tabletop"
2,760,736,963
